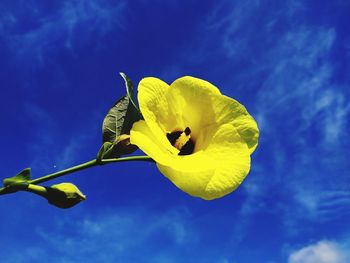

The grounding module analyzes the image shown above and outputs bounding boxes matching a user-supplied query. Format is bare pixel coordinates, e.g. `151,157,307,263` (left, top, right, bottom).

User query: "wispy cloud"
201,0,350,234
0,204,248,263
17,207,196,262
23,103,58,172
318,90,350,144
1,0,127,65
288,240,349,263
2,247,47,263
256,27,336,116
205,0,307,60
259,26,350,226
23,103,96,173
260,27,350,225
290,188,350,222
207,0,261,58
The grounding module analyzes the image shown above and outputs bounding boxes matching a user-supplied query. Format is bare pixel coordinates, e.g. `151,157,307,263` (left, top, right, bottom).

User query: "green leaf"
102,95,130,143
2,168,31,193
119,72,138,112
3,168,31,187
101,73,142,158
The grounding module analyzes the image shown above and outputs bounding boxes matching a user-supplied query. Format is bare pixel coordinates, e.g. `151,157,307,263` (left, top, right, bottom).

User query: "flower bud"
46,183,86,209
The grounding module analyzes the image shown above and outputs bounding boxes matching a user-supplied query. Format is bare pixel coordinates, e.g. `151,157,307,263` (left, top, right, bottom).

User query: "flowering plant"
0,73,259,207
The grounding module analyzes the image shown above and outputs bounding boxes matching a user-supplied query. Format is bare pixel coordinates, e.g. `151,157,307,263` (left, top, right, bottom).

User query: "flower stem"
100,156,154,164
0,155,154,195
29,159,98,185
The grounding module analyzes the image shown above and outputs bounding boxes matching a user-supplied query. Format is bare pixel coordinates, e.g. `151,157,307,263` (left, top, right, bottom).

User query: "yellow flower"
130,76,259,200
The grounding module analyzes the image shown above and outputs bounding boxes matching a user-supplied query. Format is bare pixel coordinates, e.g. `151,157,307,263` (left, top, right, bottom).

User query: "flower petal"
137,77,179,155
170,76,221,96
209,94,259,154
168,76,259,153
168,76,222,139
158,123,250,200
131,120,214,170
203,123,251,199
130,120,178,164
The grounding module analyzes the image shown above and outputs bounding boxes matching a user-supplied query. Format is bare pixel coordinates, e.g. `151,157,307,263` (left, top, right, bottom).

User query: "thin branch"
0,156,154,196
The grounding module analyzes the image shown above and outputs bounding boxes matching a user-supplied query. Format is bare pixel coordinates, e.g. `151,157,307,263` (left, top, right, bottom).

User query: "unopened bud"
46,183,86,209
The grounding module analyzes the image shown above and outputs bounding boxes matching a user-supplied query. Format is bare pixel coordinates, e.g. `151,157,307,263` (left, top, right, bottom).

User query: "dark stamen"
166,127,195,156
178,140,195,155
166,131,182,145
184,127,191,136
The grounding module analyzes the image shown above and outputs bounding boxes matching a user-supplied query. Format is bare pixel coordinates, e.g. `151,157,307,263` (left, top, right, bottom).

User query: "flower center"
167,127,195,155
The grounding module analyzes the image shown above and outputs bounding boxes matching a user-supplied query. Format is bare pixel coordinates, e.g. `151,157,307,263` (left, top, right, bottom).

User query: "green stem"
0,156,154,195
100,156,154,164
29,159,98,185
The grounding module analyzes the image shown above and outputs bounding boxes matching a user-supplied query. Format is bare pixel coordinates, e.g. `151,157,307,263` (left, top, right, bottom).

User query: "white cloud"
200,0,350,236
0,12,17,33
256,27,336,117
288,240,349,263
23,103,58,172
206,0,308,59
208,0,262,58
205,0,349,148
205,1,350,232
209,3,348,146
291,188,350,222
230,23,347,228
2,247,47,263
319,90,350,144
250,25,350,225
2,0,127,64
23,103,96,172
31,207,194,262
54,134,91,169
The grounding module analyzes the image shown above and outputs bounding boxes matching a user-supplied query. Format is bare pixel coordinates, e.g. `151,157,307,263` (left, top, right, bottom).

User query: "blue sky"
1,0,350,262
